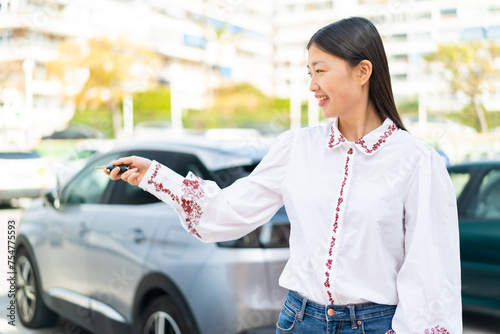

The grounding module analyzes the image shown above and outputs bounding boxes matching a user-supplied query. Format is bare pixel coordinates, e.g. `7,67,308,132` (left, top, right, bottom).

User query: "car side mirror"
43,189,60,209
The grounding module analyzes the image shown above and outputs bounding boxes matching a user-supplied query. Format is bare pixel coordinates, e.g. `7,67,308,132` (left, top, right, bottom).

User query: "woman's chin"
321,108,339,119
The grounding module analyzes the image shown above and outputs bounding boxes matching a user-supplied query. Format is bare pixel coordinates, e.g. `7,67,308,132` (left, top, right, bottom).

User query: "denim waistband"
285,290,397,322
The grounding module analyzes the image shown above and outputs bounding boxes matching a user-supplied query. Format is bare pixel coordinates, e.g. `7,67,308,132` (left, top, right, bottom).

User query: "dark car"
448,160,500,316
15,138,290,334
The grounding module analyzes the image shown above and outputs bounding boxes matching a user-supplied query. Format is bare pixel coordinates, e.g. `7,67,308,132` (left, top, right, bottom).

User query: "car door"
84,149,213,328
44,152,120,329
454,166,500,307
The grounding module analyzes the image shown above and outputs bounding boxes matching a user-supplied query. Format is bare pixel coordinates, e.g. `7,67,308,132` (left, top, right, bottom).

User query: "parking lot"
1,204,499,334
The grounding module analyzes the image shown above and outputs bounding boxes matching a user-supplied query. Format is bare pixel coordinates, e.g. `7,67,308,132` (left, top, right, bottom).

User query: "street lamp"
22,58,35,148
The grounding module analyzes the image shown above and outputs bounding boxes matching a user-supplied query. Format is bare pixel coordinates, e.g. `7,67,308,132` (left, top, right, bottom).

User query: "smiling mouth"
318,96,328,102
317,96,329,106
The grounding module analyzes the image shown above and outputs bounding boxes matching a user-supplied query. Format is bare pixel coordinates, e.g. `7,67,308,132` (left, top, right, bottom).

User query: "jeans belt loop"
298,295,307,322
349,304,357,329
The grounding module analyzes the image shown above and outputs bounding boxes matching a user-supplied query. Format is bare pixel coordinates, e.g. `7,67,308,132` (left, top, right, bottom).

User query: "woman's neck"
338,104,383,142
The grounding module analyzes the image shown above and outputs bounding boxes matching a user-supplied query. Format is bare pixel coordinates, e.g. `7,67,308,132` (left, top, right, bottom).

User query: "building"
2,0,500,147
0,0,274,146
272,0,500,118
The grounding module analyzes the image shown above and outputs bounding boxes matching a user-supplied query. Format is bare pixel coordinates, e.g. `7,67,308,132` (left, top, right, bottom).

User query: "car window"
60,154,119,205
212,164,258,188
0,151,40,159
465,169,500,220
449,171,471,199
107,150,213,205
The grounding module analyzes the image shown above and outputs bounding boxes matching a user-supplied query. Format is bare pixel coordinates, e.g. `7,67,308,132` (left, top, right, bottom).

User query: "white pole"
418,90,427,135
308,92,319,127
170,63,183,134
22,58,35,147
123,94,133,138
290,61,301,130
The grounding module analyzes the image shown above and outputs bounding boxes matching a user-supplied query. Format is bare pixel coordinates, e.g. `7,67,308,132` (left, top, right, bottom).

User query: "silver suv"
15,139,290,334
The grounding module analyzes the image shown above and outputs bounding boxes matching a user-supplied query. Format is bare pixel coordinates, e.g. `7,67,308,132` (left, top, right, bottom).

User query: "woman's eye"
316,69,323,74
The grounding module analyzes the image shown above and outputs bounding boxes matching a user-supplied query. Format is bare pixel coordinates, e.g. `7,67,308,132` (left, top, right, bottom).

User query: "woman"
106,17,462,334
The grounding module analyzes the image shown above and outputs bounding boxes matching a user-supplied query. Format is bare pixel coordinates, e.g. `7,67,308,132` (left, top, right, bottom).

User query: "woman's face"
307,45,363,119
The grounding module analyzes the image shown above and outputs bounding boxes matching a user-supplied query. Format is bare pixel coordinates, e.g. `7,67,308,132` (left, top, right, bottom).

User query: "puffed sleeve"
138,130,294,242
388,148,462,334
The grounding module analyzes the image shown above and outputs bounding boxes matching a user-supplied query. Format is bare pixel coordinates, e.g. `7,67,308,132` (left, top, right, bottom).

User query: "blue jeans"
276,291,396,334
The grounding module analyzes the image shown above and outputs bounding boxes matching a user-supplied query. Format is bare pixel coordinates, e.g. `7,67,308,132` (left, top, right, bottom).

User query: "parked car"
0,150,56,206
15,139,290,334
448,159,500,316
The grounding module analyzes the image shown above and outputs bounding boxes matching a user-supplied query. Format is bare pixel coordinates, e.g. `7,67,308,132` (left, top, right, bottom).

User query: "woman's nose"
309,78,318,92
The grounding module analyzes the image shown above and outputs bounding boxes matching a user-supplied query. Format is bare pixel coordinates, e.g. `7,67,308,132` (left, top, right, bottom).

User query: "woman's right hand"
104,156,152,186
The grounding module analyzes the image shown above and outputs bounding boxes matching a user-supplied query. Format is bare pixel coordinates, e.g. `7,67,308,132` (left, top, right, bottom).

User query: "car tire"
141,295,194,334
15,247,59,328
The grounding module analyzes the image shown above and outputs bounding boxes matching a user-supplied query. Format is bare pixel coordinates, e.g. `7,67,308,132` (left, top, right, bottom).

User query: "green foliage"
445,105,500,132
68,83,303,134
48,36,161,137
70,109,114,138
185,82,292,131
132,86,171,125
397,98,419,116
423,41,500,132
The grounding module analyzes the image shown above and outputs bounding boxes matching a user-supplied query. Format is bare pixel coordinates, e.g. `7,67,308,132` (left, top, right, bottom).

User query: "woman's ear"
356,60,372,86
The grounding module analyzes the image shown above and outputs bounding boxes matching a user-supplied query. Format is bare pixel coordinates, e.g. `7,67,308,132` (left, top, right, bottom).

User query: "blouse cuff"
139,160,184,205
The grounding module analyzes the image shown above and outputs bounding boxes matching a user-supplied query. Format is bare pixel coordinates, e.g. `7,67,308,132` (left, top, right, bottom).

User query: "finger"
109,166,122,180
111,156,136,166
128,173,141,186
121,168,138,182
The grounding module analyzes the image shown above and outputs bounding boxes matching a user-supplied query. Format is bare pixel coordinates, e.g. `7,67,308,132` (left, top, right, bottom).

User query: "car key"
95,164,130,174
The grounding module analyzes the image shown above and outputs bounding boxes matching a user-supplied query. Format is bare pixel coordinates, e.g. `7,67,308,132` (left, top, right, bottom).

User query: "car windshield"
0,151,40,159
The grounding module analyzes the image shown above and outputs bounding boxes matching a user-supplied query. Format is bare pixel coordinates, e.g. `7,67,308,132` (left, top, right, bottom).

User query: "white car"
16,139,290,334
0,151,56,205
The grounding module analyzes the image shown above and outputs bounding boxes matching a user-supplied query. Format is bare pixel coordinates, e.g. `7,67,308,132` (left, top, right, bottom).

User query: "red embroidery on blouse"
328,124,346,148
147,163,203,239
355,123,397,154
424,325,450,334
324,148,354,304
385,325,449,334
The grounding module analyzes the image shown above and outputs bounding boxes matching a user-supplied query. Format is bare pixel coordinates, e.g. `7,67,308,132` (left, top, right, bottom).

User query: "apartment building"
2,0,499,146
0,0,274,145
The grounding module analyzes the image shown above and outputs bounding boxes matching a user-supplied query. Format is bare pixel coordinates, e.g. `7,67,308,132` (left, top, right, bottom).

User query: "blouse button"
327,308,335,316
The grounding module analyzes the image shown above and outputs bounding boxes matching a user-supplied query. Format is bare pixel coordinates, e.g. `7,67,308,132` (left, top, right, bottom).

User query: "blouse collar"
327,117,399,156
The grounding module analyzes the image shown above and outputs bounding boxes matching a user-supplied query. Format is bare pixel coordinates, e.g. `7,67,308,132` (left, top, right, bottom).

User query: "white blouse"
139,118,462,334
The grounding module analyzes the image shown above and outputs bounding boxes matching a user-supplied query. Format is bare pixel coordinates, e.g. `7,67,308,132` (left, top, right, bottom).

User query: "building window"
487,26,500,40
389,33,407,42
440,8,457,19
392,74,407,81
391,54,408,62
413,12,432,20
462,27,486,41
183,35,207,49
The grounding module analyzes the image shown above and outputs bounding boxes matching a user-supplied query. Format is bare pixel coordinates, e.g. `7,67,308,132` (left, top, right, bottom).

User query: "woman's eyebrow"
307,60,327,68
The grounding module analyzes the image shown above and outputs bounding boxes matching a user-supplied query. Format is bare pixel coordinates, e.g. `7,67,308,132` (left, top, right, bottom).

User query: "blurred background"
1,1,500,333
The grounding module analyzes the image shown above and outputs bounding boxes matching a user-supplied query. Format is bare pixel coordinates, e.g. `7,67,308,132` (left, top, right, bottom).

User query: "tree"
47,37,161,137
186,82,290,131
423,41,500,133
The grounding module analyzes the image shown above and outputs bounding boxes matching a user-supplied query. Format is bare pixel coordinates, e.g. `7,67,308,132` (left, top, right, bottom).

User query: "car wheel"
15,247,58,328
141,296,193,334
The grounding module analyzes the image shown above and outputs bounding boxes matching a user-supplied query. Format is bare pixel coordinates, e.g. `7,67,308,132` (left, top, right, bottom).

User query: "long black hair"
307,17,406,131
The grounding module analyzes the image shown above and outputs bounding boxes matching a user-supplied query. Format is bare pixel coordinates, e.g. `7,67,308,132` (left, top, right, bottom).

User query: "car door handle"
131,228,146,243
78,222,89,235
